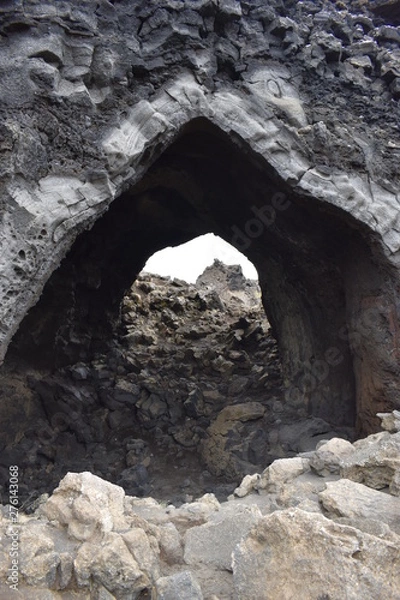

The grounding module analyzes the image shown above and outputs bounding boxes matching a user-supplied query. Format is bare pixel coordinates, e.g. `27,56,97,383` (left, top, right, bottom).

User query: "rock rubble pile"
0,411,398,599
1,260,339,508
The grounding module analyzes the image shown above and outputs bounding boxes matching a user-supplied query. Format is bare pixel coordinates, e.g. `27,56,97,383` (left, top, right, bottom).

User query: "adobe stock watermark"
284,304,388,405
284,346,345,406
6,465,20,592
231,192,291,251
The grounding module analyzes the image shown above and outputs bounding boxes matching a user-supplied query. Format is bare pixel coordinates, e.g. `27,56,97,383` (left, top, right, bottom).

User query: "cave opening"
143,232,258,282
0,117,395,506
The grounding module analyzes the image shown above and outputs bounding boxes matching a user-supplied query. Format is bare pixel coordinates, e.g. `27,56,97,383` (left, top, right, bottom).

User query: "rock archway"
6,116,400,436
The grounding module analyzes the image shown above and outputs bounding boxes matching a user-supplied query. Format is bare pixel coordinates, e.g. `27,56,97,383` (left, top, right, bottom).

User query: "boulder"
201,403,266,478
41,471,128,540
233,473,260,498
74,532,151,598
310,437,355,476
0,587,61,600
122,527,160,580
169,494,221,529
158,523,183,565
19,522,61,588
232,508,400,600
391,468,400,496
184,503,262,570
155,571,203,600
340,431,400,495
377,410,400,433
256,457,310,493
319,479,400,534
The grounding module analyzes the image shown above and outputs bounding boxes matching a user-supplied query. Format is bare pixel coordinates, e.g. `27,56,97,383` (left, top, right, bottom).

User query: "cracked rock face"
0,0,400,458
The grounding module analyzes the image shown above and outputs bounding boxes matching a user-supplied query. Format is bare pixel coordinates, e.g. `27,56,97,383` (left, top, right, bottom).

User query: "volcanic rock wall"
0,1,400,442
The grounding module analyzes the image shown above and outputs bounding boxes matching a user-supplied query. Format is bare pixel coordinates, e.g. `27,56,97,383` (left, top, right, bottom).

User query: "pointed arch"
0,70,398,439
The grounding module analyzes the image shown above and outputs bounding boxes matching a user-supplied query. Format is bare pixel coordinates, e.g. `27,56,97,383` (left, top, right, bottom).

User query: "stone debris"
319,478,400,534
232,508,400,600
183,503,262,571
377,409,400,432
340,431,400,495
310,437,356,476
0,411,398,599
1,263,324,507
155,571,204,600
256,456,311,493
233,474,260,499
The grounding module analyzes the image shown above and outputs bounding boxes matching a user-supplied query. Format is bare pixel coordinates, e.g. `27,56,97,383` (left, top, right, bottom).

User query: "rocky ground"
0,411,398,599
0,261,352,510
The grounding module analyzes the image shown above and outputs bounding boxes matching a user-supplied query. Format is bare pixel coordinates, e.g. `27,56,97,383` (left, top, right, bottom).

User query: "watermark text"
7,465,19,591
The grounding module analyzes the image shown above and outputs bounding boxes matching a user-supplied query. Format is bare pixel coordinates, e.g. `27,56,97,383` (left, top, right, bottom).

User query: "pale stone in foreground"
184,503,262,570
256,456,310,492
319,478,400,534
377,410,400,433
42,471,128,540
233,473,260,498
232,508,400,600
310,437,355,476
74,532,150,597
340,431,400,495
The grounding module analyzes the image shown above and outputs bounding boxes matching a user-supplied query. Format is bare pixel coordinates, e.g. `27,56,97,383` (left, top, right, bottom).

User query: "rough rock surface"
0,263,304,507
340,430,400,495
1,1,400,595
319,478,400,533
310,437,356,476
183,503,262,571
156,571,204,600
377,409,400,432
232,508,400,600
0,413,398,599
0,0,399,441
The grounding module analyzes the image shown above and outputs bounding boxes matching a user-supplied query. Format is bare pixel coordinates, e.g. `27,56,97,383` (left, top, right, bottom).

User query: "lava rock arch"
0,0,400,446
6,117,400,435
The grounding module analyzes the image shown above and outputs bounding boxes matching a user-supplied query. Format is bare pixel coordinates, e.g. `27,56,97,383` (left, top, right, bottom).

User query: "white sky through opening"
143,233,258,283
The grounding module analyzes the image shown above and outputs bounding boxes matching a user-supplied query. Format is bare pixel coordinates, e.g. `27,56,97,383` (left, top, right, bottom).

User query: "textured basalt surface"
1,0,400,474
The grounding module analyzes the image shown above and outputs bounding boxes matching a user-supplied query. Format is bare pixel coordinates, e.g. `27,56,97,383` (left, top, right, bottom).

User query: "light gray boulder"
41,471,128,540
377,410,400,433
256,456,310,493
74,532,151,599
310,437,355,476
184,503,262,571
340,431,400,495
319,478,400,534
232,508,400,600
